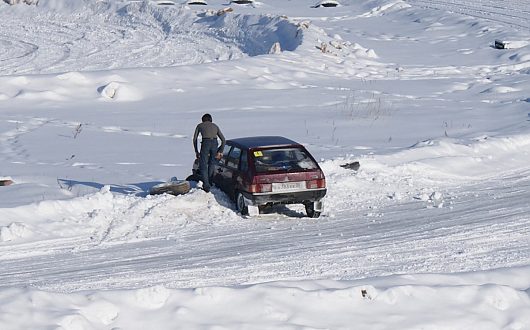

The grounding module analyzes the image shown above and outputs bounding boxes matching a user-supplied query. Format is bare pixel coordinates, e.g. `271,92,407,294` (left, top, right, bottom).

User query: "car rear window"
252,147,318,173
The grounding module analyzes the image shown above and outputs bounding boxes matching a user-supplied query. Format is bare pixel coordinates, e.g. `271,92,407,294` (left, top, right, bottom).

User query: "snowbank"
1,267,529,330
0,222,31,242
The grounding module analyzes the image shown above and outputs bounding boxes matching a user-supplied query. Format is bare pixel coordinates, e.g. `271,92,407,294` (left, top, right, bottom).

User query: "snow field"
0,0,529,328
0,0,308,76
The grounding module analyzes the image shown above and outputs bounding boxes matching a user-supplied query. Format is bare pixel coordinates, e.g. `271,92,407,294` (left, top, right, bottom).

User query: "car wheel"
305,202,321,218
236,192,249,215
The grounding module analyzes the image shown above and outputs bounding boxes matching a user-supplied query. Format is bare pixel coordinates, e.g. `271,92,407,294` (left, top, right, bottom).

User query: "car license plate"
272,181,305,192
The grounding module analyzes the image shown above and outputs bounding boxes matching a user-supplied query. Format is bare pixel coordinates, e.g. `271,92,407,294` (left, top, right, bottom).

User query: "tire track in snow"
0,170,528,292
406,0,530,29
0,37,39,74
0,4,245,76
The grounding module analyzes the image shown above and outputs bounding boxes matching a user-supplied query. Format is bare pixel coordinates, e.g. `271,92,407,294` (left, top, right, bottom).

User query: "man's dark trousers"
200,139,218,191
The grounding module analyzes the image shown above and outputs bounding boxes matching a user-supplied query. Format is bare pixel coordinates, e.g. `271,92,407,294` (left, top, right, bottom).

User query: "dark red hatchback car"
213,136,326,217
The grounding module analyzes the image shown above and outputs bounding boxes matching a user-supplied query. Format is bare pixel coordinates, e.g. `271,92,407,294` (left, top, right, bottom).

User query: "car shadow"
57,178,163,197
187,180,307,218
257,204,307,218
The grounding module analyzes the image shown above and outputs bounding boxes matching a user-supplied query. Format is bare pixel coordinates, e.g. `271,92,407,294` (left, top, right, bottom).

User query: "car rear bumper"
243,188,327,205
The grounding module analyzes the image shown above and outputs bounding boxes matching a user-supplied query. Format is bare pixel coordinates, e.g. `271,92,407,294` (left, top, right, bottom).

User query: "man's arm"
217,127,226,153
193,125,200,157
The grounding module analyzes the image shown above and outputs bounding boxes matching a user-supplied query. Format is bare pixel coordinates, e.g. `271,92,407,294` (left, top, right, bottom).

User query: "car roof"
228,136,301,149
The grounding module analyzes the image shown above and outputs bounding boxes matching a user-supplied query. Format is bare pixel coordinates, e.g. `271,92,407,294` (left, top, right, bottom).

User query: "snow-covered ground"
0,0,529,328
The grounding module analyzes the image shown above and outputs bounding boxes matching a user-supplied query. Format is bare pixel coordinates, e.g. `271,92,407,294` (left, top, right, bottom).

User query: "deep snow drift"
0,0,529,328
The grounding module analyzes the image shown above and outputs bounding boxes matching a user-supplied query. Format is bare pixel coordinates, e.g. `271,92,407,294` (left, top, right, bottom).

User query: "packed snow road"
1,165,529,292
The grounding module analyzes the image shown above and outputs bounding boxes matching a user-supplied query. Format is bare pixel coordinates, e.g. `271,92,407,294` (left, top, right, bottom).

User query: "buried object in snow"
149,178,191,196
340,161,360,171
312,0,340,8
494,39,507,49
187,0,207,4
0,179,14,186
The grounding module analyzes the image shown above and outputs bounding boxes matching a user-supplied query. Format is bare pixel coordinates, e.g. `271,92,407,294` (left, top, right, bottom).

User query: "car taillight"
306,179,326,189
249,183,272,193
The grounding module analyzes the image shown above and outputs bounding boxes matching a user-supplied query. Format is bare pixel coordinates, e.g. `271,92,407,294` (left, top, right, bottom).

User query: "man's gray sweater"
193,121,226,154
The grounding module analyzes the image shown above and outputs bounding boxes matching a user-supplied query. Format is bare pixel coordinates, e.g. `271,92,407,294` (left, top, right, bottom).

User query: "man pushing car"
193,113,226,192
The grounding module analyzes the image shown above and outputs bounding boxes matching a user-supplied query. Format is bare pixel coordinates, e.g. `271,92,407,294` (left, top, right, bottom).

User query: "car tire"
236,192,249,216
149,180,191,196
305,202,321,218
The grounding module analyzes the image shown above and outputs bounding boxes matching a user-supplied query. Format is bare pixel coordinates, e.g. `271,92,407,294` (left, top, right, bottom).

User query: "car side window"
220,144,232,166
227,147,241,169
240,150,248,172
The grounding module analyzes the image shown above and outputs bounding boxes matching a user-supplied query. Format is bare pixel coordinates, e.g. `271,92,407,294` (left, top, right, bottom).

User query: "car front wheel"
236,192,249,216
305,201,321,218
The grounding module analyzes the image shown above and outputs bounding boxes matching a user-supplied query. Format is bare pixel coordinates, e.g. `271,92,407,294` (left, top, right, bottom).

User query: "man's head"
202,113,212,122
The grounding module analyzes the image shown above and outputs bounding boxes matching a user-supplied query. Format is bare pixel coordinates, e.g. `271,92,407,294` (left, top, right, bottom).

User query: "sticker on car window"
253,151,263,157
